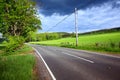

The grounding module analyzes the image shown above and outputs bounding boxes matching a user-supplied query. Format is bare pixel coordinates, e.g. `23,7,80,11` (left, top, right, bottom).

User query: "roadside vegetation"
0,0,41,80
31,32,120,53
0,44,37,80
0,0,41,52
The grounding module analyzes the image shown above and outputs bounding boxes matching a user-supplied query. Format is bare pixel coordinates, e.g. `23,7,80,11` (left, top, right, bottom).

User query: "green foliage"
2,36,25,52
26,31,37,42
0,0,41,37
35,32,72,41
61,42,75,47
0,45,36,80
0,0,41,52
36,33,60,41
0,54,35,80
0,38,5,43
46,33,60,40
36,33,47,41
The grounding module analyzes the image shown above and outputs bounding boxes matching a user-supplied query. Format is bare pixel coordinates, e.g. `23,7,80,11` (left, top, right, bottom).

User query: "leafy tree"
36,33,61,41
26,31,37,42
0,0,41,37
0,0,41,52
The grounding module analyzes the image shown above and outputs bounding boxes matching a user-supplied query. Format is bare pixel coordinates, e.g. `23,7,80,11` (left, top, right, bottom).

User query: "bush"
119,42,120,48
2,36,25,53
60,42,75,47
110,42,115,48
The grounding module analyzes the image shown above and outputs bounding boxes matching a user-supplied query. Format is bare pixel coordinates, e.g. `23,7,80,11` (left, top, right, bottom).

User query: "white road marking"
74,50,120,59
62,52,94,63
33,48,56,80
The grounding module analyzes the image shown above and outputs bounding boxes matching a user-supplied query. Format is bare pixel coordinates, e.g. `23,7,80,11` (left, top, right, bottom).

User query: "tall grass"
0,45,36,80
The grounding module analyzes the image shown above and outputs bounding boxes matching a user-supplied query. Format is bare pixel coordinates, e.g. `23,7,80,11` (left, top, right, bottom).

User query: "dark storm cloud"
35,0,116,16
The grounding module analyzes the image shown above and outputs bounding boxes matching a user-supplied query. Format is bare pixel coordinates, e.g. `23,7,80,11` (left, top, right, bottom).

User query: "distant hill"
79,27,120,35
53,27,120,36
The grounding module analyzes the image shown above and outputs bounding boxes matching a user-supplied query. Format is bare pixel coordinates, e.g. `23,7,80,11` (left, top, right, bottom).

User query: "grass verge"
0,45,37,80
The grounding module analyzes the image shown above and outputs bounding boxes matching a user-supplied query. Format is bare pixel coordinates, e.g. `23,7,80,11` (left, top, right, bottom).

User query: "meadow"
31,32,120,53
0,45,37,80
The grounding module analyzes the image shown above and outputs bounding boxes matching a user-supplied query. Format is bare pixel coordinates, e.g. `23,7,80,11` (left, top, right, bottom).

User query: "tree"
0,0,41,52
0,0,41,37
26,31,37,42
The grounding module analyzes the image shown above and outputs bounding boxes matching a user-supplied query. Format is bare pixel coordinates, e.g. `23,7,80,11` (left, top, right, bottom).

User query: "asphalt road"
31,45,120,80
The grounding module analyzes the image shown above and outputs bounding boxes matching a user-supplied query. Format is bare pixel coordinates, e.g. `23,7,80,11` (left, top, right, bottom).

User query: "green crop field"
31,32,120,53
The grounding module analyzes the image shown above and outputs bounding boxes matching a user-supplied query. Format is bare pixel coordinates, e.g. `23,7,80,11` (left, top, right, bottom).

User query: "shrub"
60,42,75,47
110,42,115,48
119,42,120,48
95,43,99,47
2,36,25,53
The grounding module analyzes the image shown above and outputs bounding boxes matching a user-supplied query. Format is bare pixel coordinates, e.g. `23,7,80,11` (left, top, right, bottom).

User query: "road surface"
31,44,120,80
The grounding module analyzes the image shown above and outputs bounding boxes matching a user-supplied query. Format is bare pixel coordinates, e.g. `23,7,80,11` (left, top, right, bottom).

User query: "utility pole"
75,8,78,47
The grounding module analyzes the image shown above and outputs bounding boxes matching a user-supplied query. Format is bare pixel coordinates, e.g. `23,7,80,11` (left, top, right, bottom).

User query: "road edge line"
33,47,56,80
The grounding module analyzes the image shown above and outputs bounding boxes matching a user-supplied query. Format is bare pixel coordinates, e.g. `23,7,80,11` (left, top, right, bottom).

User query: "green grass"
31,32,120,53
0,45,36,80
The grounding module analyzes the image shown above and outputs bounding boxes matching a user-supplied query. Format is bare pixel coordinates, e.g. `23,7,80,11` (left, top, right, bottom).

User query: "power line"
45,9,79,32
45,0,92,32
46,9,79,32
46,14,73,32
46,9,80,32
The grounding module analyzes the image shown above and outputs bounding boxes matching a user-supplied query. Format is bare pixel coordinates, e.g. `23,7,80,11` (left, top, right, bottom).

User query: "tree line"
28,32,76,42
29,27,120,42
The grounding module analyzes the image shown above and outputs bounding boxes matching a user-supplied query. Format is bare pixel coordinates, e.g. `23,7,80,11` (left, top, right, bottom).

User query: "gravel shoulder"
34,51,52,80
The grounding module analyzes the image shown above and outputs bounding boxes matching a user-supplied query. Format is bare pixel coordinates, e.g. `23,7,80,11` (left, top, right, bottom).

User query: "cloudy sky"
35,0,120,33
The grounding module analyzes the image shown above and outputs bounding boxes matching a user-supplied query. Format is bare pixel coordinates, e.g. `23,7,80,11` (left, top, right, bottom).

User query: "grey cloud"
35,0,114,16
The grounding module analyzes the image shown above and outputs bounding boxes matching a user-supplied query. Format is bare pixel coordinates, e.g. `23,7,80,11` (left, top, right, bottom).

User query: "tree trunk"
13,22,17,36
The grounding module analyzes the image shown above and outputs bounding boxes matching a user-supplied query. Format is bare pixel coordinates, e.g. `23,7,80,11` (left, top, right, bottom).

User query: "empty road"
31,45,120,80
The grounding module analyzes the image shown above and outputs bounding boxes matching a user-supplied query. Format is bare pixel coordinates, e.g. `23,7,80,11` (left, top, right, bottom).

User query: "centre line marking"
62,52,94,63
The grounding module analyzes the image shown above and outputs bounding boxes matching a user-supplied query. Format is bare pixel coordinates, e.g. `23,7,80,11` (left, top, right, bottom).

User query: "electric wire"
46,14,73,32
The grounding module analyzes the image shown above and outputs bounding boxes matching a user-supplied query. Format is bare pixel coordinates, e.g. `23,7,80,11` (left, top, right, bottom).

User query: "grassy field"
0,45,36,80
31,32,120,53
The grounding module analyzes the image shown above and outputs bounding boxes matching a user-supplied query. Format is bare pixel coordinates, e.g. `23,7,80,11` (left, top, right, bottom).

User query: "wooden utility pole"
75,8,78,47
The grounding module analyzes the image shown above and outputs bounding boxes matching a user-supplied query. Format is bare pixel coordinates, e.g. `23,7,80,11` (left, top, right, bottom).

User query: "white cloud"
38,13,75,32
38,2,120,33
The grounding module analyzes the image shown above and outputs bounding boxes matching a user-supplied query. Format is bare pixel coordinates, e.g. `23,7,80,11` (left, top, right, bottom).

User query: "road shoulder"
34,50,52,80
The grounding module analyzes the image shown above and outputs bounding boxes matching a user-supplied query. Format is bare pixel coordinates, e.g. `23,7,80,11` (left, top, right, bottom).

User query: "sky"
35,0,120,33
